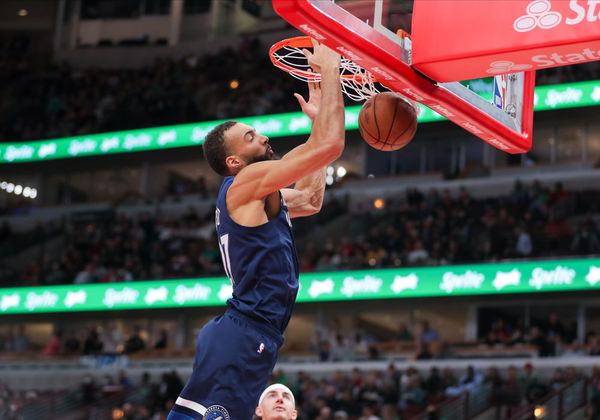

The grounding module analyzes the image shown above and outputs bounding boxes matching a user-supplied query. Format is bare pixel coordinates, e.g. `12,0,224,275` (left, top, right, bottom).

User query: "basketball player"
255,384,298,420
167,39,344,420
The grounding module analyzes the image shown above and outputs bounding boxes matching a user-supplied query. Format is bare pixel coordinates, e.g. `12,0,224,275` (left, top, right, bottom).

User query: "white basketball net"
271,44,382,102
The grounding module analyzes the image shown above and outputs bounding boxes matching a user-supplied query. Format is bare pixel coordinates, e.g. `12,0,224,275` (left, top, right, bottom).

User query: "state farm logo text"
514,0,600,32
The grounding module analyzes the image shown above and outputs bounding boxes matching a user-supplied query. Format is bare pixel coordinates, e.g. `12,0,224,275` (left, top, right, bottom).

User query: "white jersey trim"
175,396,207,416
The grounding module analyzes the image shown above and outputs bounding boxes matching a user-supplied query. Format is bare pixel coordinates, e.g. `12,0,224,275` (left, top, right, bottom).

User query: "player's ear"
255,405,263,418
291,409,298,419
225,155,242,171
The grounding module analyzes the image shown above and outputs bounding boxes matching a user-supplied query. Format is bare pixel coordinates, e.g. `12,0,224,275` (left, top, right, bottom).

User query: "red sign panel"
412,0,600,82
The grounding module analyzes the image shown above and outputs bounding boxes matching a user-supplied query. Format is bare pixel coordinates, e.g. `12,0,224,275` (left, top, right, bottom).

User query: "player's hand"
302,38,340,74
294,81,321,121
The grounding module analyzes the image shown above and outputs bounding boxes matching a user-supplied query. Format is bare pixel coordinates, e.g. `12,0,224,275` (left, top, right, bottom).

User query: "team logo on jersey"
204,404,230,420
257,342,265,354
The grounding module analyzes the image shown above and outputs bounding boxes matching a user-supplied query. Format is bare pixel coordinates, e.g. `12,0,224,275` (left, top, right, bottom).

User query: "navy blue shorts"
168,308,283,420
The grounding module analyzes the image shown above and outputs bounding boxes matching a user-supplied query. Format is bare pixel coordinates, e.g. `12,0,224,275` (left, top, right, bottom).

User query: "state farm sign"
412,0,600,82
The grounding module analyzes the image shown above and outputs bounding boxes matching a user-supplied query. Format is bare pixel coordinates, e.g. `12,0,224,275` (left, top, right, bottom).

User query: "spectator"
571,222,600,254
498,366,522,408
565,365,580,382
519,362,547,403
514,223,533,257
562,340,586,357
549,368,568,391
396,323,413,342
457,366,483,391
418,320,440,343
100,322,122,354
398,376,425,412
330,333,351,361
154,329,168,350
415,342,433,360
422,367,445,400
589,337,600,356
484,366,504,405
83,327,103,355
43,330,63,356
545,313,567,356
124,326,146,354
63,330,81,354
357,372,383,408
11,325,29,352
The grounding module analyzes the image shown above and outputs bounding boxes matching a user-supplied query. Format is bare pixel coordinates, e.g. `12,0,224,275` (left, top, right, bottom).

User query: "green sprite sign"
1,80,599,164
1,258,599,314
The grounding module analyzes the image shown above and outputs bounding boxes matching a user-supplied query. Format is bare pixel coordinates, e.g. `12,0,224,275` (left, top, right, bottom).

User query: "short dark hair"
202,120,237,176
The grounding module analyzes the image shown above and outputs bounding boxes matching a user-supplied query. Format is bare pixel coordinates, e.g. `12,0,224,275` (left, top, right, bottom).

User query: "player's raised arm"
227,39,344,206
281,80,327,218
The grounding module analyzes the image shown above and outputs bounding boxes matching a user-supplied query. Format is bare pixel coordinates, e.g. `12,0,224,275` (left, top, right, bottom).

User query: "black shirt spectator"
125,326,146,354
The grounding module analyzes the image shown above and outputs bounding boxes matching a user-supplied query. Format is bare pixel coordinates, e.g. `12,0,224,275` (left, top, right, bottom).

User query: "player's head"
255,383,297,420
203,120,275,176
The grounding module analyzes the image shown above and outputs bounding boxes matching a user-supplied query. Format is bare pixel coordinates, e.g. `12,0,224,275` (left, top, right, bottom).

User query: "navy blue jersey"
215,176,299,334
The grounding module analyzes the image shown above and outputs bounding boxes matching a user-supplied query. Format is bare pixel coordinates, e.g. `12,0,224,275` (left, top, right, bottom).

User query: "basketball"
358,92,418,151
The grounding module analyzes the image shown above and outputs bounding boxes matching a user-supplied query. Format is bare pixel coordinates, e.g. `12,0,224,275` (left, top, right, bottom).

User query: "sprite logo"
1,293,20,312
218,284,233,301
64,290,87,308
144,287,168,305
390,274,418,294
308,278,335,298
493,269,521,290
25,291,59,311
173,284,211,304
340,275,382,297
529,266,575,290
585,266,600,286
440,270,484,294
102,287,139,307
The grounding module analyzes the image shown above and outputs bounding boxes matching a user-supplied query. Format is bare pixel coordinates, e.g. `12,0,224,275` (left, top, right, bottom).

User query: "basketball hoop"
269,36,382,102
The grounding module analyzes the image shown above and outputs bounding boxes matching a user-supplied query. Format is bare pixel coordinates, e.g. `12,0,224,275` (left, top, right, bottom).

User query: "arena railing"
505,379,588,420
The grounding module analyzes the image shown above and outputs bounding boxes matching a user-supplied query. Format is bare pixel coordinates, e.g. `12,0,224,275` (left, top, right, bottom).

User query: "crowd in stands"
0,35,302,144
2,361,599,420
0,322,170,358
1,180,599,289
299,181,600,271
1,31,599,144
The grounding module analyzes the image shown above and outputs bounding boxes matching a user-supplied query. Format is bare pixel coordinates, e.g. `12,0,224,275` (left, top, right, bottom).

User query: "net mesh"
271,43,383,102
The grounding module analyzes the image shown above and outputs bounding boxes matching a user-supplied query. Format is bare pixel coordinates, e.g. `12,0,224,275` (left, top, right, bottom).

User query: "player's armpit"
281,188,321,218
228,141,341,207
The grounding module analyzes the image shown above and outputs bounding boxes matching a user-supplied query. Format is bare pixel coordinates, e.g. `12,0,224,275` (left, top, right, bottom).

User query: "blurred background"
1,0,600,419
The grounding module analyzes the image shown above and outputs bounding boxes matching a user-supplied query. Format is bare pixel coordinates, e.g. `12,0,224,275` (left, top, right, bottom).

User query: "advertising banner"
1,258,599,315
412,0,600,82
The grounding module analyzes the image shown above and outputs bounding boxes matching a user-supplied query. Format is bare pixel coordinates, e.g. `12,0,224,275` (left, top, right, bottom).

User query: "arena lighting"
0,180,37,199
17,9,28,17
326,166,334,176
374,198,385,209
229,79,239,89
534,406,546,418
325,175,334,186
336,166,347,177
